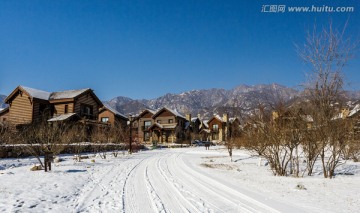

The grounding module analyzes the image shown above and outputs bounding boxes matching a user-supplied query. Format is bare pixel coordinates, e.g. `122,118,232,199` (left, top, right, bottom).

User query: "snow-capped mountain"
106,83,299,118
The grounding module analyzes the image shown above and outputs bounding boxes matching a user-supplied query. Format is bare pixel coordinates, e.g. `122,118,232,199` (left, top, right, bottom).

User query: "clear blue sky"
0,0,359,100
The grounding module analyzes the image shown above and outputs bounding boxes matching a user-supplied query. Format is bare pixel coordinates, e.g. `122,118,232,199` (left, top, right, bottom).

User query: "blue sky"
0,0,359,100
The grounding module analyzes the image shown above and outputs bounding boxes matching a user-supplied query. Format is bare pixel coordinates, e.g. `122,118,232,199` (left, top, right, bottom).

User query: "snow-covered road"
4,147,358,212
69,149,303,213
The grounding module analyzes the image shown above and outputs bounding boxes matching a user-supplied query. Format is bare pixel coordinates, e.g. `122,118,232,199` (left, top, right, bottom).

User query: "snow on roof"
20,86,51,100
103,103,127,120
48,113,77,122
166,107,186,119
50,88,90,100
214,114,224,122
153,107,186,119
348,104,360,117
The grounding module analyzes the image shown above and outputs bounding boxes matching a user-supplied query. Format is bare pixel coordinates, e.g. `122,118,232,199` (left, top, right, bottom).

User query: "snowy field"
0,146,359,213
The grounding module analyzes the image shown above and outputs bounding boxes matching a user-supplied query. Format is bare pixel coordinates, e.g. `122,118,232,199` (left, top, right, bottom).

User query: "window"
144,121,151,129
3,118,6,121
81,104,93,119
157,120,161,124
212,124,219,131
64,105,68,113
101,117,109,123
169,119,173,123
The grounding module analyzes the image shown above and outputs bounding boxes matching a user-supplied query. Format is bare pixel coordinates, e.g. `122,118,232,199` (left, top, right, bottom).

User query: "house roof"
0,107,9,116
48,113,78,122
5,86,51,103
102,103,128,120
5,86,103,107
152,107,186,120
208,114,225,124
50,88,90,100
138,109,156,118
148,123,164,130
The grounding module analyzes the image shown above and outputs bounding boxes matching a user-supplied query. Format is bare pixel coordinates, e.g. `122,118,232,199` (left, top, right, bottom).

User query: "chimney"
223,113,229,123
186,114,191,121
197,113,201,119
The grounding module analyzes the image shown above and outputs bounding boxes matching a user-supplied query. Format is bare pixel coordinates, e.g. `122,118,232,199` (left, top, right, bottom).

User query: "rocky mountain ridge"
106,83,300,118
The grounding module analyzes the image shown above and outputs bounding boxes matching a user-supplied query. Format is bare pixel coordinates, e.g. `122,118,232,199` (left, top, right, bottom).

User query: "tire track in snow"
174,152,281,213
121,153,158,213
145,165,167,213
155,153,209,213
72,155,133,212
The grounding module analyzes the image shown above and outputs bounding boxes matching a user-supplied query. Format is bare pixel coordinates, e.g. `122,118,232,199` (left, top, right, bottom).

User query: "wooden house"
99,103,128,128
207,113,241,142
149,107,188,143
136,109,156,142
135,107,189,144
1,85,103,126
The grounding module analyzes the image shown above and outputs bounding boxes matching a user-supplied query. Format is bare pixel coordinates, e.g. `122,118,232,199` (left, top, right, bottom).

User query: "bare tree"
298,21,357,178
17,119,76,170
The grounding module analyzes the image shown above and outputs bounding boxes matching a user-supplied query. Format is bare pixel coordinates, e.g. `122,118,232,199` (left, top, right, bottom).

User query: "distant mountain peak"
105,83,300,118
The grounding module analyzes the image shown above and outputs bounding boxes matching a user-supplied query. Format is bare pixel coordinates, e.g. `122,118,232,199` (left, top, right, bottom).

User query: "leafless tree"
298,21,357,178
17,119,76,169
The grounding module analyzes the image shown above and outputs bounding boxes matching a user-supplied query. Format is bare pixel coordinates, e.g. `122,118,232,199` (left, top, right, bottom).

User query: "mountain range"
106,84,300,118
1,84,360,118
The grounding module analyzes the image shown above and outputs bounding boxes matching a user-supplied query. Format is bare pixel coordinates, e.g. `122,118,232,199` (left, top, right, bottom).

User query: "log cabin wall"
53,102,74,115
74,92,100,119
8,92,33,125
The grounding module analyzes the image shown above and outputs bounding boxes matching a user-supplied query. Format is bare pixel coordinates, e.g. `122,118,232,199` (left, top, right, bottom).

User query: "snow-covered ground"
0,147,359,212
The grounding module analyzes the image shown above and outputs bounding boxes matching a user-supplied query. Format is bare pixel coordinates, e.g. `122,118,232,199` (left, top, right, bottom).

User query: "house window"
212,124,219,132
64,105,68,113
101,117,109,123
144,121,151,129
157,120,161,124
81,104,93,119
169,119,173,123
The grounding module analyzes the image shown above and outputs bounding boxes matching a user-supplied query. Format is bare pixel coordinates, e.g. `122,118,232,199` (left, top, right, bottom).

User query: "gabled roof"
5,86,103,107
138,109,156,118
5,85,51,103
101,103,128,120
152,107,186,120
148,123,164,130
208,114,225,124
